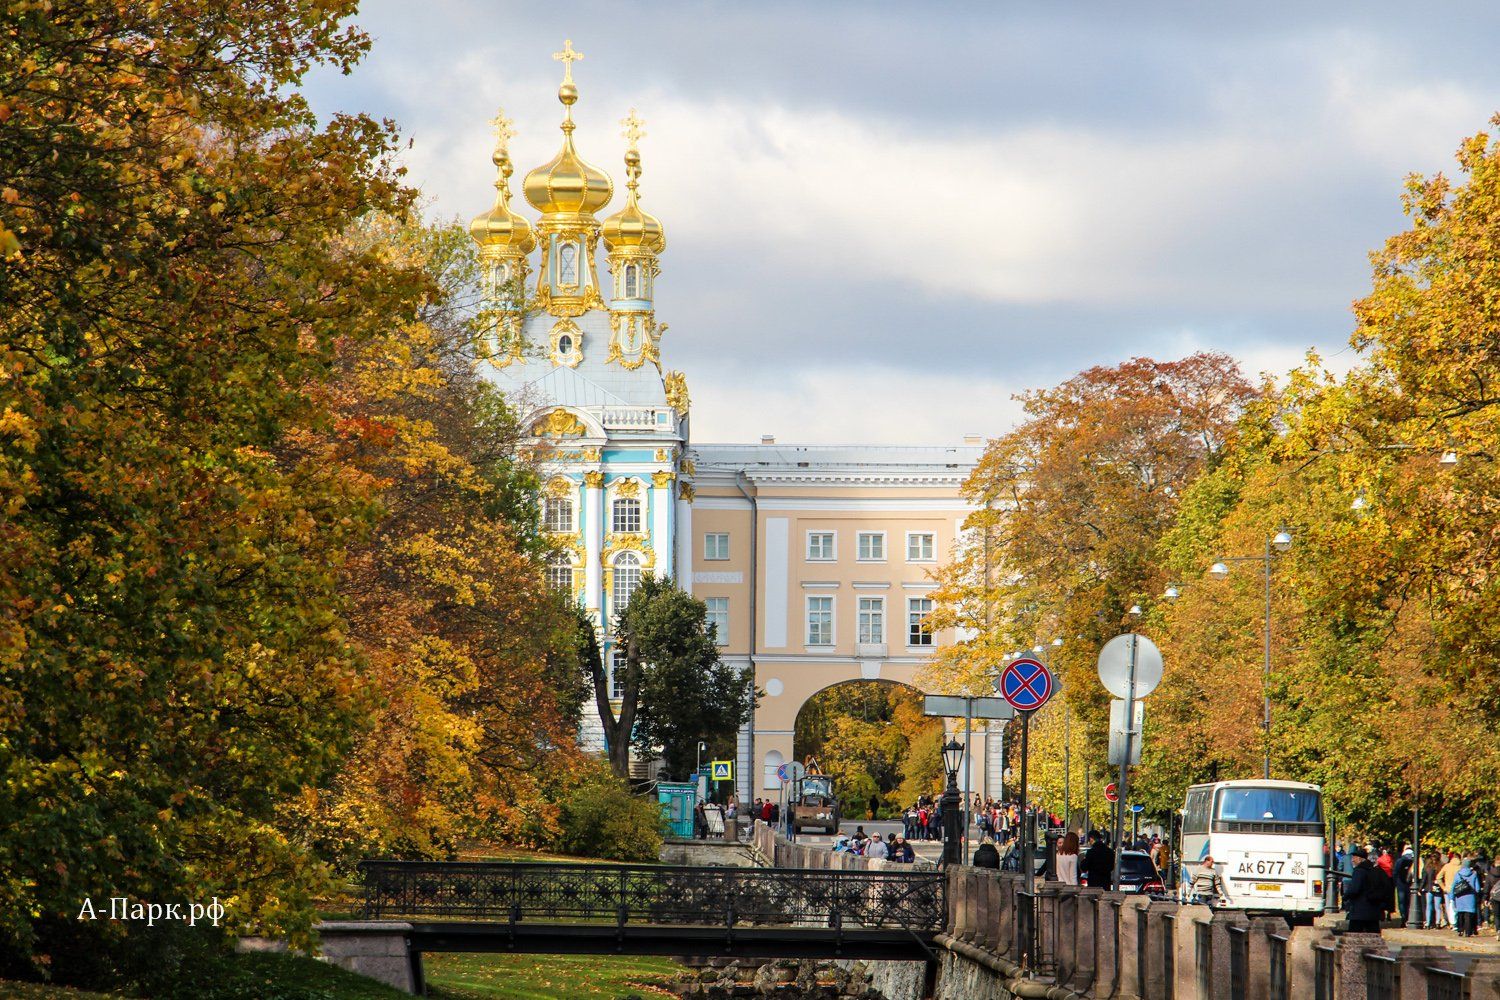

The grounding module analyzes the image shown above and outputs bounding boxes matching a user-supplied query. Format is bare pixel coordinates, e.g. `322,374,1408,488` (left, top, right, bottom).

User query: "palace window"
559,242,578,285
907,532,935,562
612,551,642,614
612,496,642,533
807,531,835,561
857,597,885,644
857,531,886,562
908,597,935,647
543,495,575,532
610,647,627,699
624,264,639,298
704,532,730,561
806,596,833,646
546,552,574,593
705,597,729,646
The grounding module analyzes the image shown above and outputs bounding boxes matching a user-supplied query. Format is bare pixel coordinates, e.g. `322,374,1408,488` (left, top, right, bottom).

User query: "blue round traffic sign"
999,657,1055,713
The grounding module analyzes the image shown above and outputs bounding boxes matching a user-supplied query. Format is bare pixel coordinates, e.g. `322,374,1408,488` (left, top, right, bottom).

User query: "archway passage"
791,680,945,822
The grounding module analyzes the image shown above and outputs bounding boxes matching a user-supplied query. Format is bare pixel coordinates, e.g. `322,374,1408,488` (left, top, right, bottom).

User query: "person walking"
1486,861,1500,934
1189,856,1228,905
1422,852,1446,928
1438,851,1463,928
1343,846,1393,934
1451,857,1483,937
1056,831,1080,885
1083,830,1115,890
1395,845,1415,923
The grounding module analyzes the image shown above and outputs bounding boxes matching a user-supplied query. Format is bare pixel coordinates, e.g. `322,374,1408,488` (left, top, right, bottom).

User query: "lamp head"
1209,561,1230,580
1128,604,1142,616
1163,583,1181,600
1272,530,1293,553
941,737,964,775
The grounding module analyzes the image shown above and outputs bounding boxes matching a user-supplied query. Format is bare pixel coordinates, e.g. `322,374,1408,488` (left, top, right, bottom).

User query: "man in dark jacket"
1343,846,1393,933
1083,831,1116,890
972,838,1000,869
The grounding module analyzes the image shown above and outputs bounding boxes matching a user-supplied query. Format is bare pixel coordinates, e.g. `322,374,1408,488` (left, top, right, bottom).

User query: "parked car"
1080,850,1165,893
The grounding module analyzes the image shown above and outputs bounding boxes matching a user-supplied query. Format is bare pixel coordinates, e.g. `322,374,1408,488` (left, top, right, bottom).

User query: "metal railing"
1269,933,1290,1000
1162,912,1177,997
1365,952,1397,1000
1227,924,1248,1000
357,860,946,932
1016,890,1037,970
1138,907,1150,999
1314,941,1337,1000
1426,967,1466,1000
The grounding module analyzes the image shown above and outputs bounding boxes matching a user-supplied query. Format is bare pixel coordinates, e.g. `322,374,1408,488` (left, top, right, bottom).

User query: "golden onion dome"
469,127,535,254
602,151,666,254
523,69,613,221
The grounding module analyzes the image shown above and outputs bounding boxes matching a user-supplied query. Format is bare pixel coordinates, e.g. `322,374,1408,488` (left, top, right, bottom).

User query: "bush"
553,768,667,862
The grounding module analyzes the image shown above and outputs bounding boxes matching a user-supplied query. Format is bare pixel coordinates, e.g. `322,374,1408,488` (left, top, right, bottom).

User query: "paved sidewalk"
1385,925,1500,955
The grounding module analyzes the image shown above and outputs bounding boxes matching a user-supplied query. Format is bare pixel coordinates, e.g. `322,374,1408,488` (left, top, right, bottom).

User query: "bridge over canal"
349,859,946,993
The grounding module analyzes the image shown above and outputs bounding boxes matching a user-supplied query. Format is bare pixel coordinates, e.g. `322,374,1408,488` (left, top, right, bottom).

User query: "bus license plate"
1255,883,1282,893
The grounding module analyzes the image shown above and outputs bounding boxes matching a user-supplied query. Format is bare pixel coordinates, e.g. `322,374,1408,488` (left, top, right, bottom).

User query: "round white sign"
1096,633,1164,699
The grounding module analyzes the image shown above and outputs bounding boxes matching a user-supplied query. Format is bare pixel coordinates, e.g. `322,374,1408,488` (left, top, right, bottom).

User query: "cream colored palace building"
468,44,1004,804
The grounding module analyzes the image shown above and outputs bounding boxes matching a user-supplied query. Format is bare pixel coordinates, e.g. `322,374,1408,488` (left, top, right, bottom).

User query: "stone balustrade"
752,824,1500,999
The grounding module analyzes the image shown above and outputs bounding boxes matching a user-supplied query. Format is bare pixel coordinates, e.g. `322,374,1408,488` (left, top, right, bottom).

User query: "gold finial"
553,39,584,84
620,109,646,153
487,108,516,152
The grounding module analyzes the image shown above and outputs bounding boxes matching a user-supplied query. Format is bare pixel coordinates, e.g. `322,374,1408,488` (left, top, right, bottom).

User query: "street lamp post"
1204,529,1292,780
941,737,964,866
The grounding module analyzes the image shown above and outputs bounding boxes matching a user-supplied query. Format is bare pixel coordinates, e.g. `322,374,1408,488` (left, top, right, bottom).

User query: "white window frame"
543,495,575,533
856,531,887,562
907,597,935,647
857,596,885,645
546,552,574,593
806,530,836,562
906,531,936,563
613,551,642,614
611,496,642,534
703,532,730,561
609,648,627,699
806,595,834,646
705,597,729,646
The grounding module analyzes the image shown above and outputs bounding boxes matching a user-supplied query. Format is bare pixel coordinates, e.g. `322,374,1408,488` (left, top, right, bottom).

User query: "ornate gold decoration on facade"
548,318,584,367
469,108,535,369
664,370,690,416
602,533,656,568
680,458,696,476
544,476,575,498
531,408,588,438
651,470,676,489
583,470,605,488
605,312,661,370
654,449,670,462
613,478,641,498
678,480,696,502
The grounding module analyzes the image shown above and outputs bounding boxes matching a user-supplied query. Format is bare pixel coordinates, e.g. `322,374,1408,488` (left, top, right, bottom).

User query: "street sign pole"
1112,634,1138,890
1020,707,1032,898
962,698,974,864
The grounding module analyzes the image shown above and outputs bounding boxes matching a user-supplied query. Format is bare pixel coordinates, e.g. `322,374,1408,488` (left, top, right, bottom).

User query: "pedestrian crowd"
832,826,919,863
1337,842,1498,937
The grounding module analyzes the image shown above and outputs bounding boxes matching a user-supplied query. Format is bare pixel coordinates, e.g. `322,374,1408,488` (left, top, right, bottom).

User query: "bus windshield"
1216,787,1321,823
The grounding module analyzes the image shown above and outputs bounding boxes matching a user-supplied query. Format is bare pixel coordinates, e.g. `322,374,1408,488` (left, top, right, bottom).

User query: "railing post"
1336,932,1387,1000
1390,946,1451,1000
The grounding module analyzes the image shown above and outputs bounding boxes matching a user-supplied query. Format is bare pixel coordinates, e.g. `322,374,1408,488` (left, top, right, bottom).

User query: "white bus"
1178,779,1327,919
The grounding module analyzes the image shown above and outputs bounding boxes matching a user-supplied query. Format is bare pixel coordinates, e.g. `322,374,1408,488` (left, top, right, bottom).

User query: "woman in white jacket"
1056,831,1081,885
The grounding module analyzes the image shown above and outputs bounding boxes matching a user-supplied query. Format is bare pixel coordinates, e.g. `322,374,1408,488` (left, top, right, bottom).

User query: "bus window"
1215,787,1321,824
1182,789,1211,834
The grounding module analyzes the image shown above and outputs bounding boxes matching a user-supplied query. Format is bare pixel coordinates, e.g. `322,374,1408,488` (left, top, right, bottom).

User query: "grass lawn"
0,952,413,1000
0,984,126,999
424,953,682,1000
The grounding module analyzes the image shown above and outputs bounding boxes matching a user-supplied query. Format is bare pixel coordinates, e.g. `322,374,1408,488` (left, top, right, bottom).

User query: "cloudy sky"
304,1,1500,445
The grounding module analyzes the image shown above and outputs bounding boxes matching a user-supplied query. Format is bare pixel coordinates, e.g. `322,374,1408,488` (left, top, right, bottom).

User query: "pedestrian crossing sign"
710,760,733,781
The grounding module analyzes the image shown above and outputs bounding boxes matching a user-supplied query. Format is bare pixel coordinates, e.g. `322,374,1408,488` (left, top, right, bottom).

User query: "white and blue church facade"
470,43,991,793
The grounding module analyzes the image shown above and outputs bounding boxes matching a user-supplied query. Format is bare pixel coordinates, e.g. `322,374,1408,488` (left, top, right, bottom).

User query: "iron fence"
357,860,946,932
1426,967,1466,1000
1227,924,1248,1000
1314,941,1337,1000
1016,890,1037,970
1364,952,1397,1000
1138,906,1149,999
1269,933,1290,1000
1161,912,1177,997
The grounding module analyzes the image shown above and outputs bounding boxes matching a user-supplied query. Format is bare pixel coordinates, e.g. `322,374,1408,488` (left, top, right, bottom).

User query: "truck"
789,760,841,835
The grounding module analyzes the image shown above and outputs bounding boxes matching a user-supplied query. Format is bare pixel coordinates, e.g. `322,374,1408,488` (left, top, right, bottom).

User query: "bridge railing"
356,860,946,933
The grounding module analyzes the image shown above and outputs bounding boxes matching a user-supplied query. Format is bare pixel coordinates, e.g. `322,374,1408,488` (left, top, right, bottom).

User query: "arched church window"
559,242,578,285
612,551,642,614
546,552,574,593
543,495,574,532
556,333,574,356
611,496,642,534
624,264,638,298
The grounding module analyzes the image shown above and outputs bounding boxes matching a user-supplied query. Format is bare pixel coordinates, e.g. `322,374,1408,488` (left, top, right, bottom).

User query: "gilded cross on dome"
620,109,646,152
552,39,583,83
486,108,515,151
